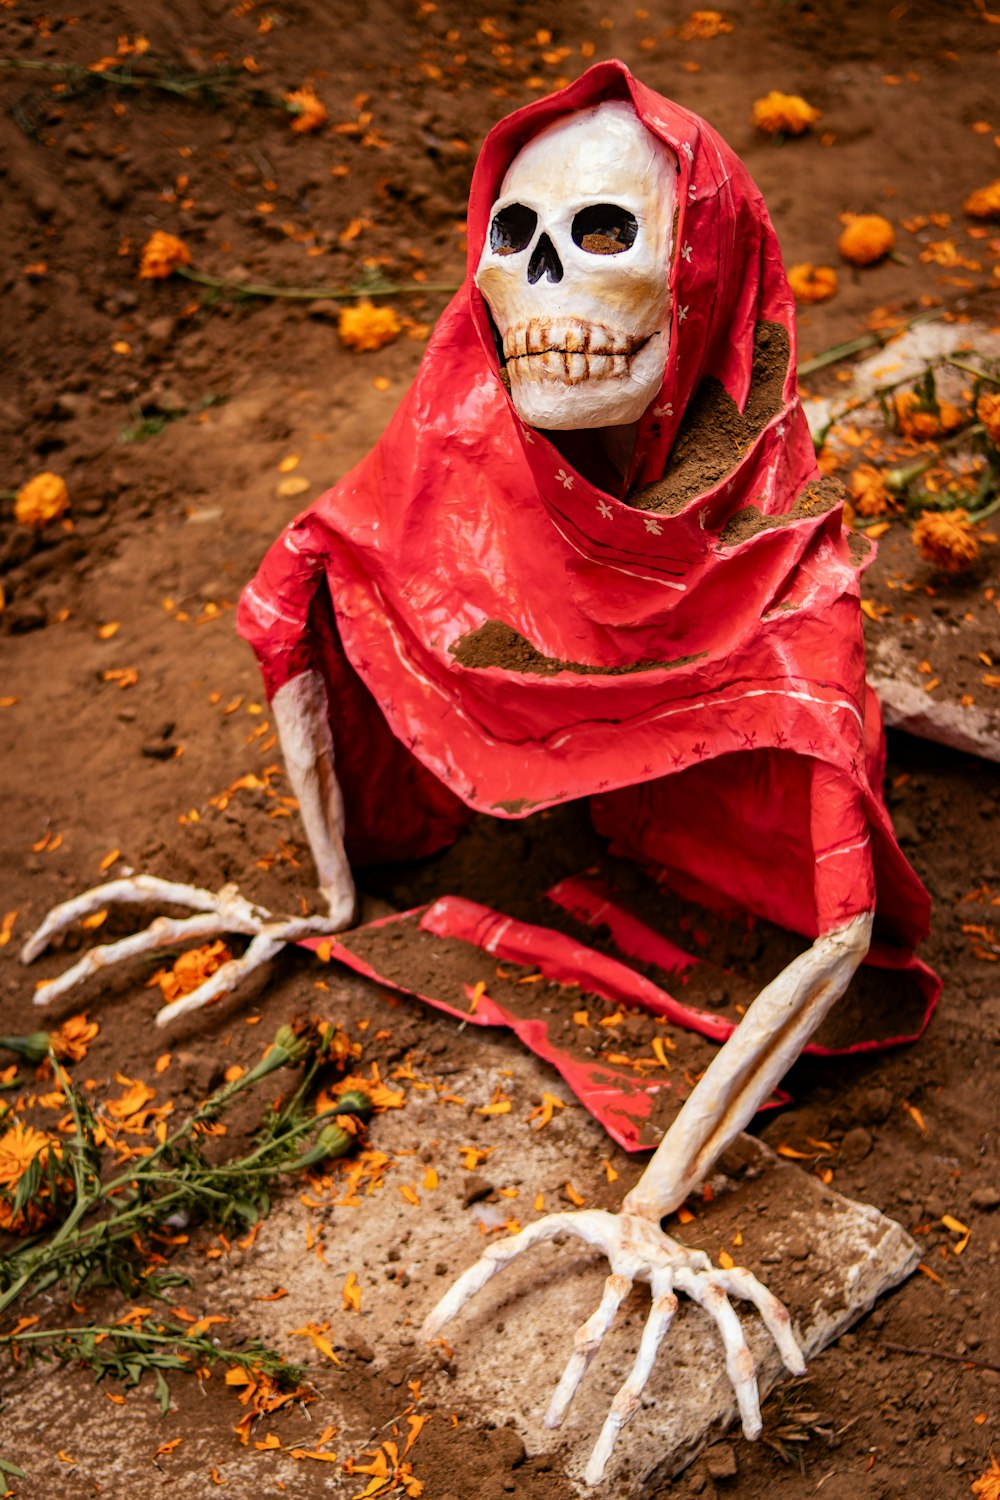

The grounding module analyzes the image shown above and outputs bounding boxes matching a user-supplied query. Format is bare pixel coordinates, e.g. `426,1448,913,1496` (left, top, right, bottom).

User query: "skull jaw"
508,334,666,430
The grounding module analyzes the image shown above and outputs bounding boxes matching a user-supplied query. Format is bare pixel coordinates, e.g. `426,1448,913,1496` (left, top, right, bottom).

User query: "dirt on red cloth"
1,2,999,1498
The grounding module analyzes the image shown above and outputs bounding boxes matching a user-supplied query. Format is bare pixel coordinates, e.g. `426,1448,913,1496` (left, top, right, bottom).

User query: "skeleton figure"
22,65,931,1484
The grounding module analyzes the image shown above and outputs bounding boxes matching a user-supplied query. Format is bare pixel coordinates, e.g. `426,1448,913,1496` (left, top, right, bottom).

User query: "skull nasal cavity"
527,233,563,285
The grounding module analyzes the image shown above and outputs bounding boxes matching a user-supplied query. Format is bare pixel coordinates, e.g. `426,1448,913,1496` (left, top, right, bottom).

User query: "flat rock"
866,631,1000,764
0,1045,918,1496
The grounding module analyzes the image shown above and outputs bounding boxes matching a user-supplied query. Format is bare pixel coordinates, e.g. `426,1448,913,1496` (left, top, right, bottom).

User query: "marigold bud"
751,91,820,137
15,472,70,528
976,391,1000,446
837,214,895,267
787,263,838,304
963,178,1000,221
338,300,402,353
139,231,192,281
285,85,328,134
912,509,980,574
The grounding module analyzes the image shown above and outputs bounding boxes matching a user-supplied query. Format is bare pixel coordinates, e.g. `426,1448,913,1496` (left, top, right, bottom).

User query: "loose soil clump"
716,474,844,547
450,617,703,675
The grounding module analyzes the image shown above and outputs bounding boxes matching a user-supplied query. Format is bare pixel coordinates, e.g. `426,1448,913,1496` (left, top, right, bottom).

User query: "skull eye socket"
571,204,638,255
490,203,538,256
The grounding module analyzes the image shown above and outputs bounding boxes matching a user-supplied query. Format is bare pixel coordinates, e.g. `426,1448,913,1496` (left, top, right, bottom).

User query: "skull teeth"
501,319,651,383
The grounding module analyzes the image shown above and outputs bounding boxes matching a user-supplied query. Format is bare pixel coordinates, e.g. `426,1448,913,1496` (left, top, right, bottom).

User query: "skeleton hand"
21,875,351,1026
425,913,872,1483
21,671,356,1026
424,1209,804,1485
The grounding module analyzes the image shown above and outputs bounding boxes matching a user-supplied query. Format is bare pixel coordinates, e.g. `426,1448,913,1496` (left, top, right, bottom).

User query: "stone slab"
0,1038,918,1496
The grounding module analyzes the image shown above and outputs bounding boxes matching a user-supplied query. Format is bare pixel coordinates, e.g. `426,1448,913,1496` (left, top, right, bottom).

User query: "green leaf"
229,1196,259,1225
0,1456,27,1478
154,1369,171,1416
0,1032,51,1065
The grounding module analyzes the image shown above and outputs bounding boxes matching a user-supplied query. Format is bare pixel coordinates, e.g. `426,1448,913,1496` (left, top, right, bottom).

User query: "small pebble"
461,1173,495,1207
840,1126,872,1164
704,1443,737,1480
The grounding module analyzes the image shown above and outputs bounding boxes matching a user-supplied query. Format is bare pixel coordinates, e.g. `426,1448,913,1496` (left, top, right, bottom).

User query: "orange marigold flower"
837,213,895,266
285,85,328,134
149,940,233,1005
787,263,838,304
14,471,70,528
971,1454,1000,1500
0,1120,56,1190
751,91,820,136
678,10,733,40
0,1120,62,1232
139,231,192,280
51,1013,99,1063
963,178,1000,220
848,464,891,517
338,300,402,353
977,390,1000,445
912,508,980,574
894,390,965,441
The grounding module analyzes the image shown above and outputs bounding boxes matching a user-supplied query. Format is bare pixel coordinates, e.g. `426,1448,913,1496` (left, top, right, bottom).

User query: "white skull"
477,101,677,432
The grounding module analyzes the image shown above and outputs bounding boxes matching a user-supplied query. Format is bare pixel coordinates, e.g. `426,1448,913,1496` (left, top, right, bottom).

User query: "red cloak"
238,60,930,963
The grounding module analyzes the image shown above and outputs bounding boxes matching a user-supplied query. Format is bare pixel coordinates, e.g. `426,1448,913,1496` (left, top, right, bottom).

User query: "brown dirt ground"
1,2,1000,1498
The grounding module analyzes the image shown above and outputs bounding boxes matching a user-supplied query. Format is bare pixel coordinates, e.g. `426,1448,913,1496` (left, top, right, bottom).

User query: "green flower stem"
942,357,1000,386
968,488,1000,523
176,265,460,303
0,57,287,109
0,1030,372,1322
0,1320,307,1396
797,308,945,379
886,422,986,498
0,1034,51,1065
1,1321,292,1362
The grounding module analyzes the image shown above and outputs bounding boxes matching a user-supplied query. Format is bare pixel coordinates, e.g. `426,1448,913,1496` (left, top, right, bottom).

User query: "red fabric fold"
308,895,788,1153
545,876,940,1056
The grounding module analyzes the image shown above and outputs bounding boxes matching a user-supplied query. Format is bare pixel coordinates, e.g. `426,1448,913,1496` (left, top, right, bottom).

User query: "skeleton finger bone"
22,875,344,1026
423,1211,600,1337
583,1268,678,1487
710,1266,807,1375
153,929,289,1026
30,909,243,1009
153,912,343,1026
423,1208,804,1485
20,875,268,965
673,1266,762,1438
545,1271,633,1429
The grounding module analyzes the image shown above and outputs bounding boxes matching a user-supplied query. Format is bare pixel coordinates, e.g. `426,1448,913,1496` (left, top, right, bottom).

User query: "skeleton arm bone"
623,909,875,1221
22,670,357,1022
270,669,357,926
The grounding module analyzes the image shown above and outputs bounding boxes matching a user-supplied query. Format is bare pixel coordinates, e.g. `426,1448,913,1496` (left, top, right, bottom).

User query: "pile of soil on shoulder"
630,321,789,515
716,473,844,547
